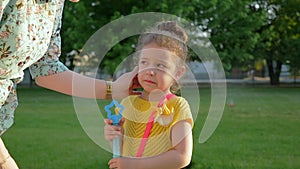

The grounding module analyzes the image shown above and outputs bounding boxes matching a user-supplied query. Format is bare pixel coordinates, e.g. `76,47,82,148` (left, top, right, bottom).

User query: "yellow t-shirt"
121,95,193,157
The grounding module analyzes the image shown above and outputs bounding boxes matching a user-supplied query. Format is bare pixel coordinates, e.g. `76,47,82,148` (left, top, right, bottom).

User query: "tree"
255,0,300,85
61,0,188,74
183,0,266,74
62,0,300,85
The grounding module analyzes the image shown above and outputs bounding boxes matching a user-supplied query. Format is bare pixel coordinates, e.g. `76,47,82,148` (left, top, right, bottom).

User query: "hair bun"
156,21,188,43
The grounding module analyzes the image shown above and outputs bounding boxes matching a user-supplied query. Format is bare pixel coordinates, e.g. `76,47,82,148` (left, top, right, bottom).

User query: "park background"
2,0,300,168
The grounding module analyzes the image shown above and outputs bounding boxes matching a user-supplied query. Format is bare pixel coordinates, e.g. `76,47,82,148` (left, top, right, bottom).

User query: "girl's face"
137,43,185,97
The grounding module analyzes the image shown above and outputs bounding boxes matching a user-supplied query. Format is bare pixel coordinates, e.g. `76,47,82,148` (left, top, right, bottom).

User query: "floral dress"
0,0,68,134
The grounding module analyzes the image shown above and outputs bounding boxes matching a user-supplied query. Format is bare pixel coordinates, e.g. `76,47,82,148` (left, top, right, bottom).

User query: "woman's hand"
112,66,141,99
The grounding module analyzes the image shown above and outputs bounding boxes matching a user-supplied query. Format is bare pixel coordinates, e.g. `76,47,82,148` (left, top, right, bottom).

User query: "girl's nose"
145,68,156,76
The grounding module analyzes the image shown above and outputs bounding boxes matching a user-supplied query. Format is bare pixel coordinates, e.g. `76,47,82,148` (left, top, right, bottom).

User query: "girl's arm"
108,120,193,169
35,67,139,99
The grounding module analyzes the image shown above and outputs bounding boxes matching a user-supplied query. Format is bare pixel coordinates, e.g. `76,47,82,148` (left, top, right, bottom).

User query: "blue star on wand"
105,100,124,125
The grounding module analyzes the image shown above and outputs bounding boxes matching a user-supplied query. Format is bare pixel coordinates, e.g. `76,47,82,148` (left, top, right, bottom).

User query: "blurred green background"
61,0,300,86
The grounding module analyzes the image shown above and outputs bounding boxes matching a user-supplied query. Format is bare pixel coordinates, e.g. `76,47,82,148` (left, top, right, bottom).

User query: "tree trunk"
266,59,282,85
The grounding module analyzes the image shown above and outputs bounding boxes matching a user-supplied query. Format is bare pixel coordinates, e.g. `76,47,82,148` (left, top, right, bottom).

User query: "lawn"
1,86,300,169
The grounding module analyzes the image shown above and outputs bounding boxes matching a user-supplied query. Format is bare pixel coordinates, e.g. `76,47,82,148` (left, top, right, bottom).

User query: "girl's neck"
140,90,172,102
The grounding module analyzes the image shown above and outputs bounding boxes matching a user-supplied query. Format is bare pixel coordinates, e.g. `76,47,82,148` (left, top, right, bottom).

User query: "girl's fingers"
104,123,123,140
105,133,121,141
108,158,119,169
118,118,125,126
104,119,113,125
105,129,122,136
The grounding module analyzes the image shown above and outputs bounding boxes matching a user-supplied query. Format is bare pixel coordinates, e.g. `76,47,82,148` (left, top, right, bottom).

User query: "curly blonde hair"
135,21,189,93
136,21,188,63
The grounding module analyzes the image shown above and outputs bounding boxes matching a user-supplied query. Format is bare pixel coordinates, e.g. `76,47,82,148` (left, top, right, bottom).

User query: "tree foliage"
254,0,300,84
185,0,266,72
61,0,300,84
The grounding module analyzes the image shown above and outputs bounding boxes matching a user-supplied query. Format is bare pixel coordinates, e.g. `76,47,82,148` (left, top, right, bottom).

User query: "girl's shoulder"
167,95,190,108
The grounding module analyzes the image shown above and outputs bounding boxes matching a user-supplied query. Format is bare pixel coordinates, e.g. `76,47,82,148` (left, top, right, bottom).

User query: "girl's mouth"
143,80,156,85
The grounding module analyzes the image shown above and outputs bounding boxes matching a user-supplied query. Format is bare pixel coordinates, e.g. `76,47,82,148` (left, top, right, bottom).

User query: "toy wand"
105,100,124,158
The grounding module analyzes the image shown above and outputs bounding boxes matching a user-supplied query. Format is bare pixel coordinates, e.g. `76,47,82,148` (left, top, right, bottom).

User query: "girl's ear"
175,66,186,80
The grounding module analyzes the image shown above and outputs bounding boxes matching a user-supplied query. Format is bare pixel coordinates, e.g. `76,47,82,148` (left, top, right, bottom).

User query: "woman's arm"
35,70,106,99
35,67,139,99
108,120,193,169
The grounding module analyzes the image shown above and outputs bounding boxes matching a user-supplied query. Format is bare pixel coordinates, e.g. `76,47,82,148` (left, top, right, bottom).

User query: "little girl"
104,21,193,169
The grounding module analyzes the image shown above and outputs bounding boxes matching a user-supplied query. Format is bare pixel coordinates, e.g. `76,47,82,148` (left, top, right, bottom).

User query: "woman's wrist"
105,81,112,100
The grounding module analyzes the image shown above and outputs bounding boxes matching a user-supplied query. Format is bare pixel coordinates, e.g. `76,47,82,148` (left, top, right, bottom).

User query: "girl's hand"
104,118,125,141
108,157,135,169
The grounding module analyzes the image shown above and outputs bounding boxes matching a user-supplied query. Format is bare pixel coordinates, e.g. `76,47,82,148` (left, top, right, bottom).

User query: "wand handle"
112,136,121,158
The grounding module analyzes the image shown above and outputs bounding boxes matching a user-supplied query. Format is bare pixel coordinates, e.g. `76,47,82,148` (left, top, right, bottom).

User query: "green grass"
1,86,300,169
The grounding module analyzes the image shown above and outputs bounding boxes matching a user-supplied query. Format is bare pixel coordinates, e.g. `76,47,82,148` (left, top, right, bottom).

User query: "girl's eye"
139,60,147,65
157,64,166,69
